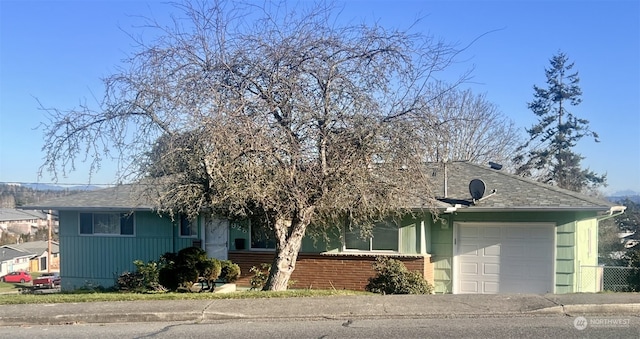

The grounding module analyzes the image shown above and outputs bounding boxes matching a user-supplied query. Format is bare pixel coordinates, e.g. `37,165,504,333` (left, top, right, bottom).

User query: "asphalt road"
3,315,639,338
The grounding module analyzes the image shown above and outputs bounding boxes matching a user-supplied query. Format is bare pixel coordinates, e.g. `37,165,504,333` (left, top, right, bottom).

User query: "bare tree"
39,0,468,290
418,83,522,167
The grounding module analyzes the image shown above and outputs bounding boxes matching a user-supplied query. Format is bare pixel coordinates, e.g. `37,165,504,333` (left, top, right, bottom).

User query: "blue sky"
1,0,638,195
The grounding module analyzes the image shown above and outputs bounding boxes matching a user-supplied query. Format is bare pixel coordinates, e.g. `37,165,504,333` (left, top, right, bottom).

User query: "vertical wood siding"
58,210,193,290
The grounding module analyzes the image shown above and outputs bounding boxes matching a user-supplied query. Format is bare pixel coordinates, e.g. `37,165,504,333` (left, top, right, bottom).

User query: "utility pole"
47,210,52,273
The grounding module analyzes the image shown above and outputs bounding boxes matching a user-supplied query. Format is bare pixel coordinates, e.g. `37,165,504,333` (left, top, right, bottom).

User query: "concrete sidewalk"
1,293,640,326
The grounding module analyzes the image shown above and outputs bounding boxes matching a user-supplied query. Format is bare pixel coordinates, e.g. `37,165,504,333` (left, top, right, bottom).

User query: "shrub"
117,260,164,293
366,257,433,295
158,247,223,292
117,271,143,292
626,249,640,292
220,260,241,283
248,263,296,290
249,263,271,290
158,252,180,291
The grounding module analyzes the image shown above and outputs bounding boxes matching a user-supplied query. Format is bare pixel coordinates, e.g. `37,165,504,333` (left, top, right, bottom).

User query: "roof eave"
443,206,612,213
18,206,154,212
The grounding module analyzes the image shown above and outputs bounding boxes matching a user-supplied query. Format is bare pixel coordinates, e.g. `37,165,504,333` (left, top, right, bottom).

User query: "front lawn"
0,281,31,294
0,288,370,305
0,272,48,294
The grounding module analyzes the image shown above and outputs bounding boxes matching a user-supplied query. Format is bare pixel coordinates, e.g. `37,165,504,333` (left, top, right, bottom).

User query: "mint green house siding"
227,209,600,294
430,216,453,294
228,215,424,254
58,210,196,290
575,217,599,292
427,211,600,294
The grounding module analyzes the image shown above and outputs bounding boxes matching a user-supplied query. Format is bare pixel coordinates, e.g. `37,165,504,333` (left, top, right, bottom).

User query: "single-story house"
7,241,60,272
0,246,33,276
20,161,624,294
0,208,51,235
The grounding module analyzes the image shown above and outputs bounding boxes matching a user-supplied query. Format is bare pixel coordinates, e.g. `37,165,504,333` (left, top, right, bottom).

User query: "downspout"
590,205,626,292
172,218,176,254
420,220,426,254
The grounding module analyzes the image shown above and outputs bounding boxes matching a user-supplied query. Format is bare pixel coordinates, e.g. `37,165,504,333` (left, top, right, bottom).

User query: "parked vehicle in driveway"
1,271,32,283
33,272,60,288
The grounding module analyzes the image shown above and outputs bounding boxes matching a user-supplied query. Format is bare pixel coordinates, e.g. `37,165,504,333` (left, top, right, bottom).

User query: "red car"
1,271,32,283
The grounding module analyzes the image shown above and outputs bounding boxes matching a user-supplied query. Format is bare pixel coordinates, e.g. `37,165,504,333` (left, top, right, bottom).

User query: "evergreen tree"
514,51,605,192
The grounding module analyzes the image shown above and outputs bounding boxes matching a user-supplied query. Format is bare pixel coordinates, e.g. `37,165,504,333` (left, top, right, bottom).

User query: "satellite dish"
469,179,486,200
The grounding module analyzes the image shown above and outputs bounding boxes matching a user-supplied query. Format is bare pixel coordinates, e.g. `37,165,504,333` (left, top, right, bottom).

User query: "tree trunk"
263,207,314,291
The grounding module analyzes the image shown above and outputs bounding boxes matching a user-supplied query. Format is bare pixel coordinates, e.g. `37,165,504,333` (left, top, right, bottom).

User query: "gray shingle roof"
9,241,59,255
0,247,33,262
19,162,614,213
19,185,154,211
430,161,614,212
0,209,47,222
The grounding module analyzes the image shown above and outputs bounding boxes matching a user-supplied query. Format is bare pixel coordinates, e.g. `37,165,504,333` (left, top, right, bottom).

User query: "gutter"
434,206,614,213
596,205,627,222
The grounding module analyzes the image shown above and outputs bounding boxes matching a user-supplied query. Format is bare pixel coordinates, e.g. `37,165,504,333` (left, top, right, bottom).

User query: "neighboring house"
616,231,639,249
20,162,624,294
8,240,60,272
0,246,32,276
0,208,55,235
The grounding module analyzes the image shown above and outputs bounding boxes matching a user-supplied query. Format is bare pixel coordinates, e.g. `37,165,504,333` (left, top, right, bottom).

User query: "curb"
563,303,640,315
2,303,639,326
530,303,640,316
0,312,204,326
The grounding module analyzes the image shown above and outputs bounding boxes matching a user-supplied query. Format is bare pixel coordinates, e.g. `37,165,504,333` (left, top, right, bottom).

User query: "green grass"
0,281,31,294
0,289,371,305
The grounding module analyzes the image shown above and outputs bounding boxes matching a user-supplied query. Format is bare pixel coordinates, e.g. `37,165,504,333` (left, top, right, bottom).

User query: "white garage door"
454,223,555,294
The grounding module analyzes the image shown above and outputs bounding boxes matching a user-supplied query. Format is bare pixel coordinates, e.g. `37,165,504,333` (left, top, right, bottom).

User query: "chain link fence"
579,265,640,292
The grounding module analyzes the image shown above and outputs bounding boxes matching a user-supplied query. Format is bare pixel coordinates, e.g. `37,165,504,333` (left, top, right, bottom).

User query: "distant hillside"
0,183,99,208
2,182,102,191
608,191,640,204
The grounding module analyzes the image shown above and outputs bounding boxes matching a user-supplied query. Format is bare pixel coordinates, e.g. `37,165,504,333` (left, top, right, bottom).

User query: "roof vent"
488,161,502,170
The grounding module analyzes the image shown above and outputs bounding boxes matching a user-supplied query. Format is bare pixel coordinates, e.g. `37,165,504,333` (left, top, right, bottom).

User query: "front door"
204,216,229,261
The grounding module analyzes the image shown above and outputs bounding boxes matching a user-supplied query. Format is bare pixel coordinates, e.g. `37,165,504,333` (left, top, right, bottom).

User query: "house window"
180,215,198,237
344,221,399,251
251,222,276,250
79,212,135,236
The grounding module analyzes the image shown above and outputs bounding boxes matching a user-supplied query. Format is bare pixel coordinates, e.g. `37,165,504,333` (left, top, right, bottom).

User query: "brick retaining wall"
228,251,433,291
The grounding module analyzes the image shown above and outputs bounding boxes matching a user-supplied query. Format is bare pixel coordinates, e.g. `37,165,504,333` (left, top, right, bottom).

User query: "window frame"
179,214,198,238
342,220,400,253
78,212,136,237
249,220,276,251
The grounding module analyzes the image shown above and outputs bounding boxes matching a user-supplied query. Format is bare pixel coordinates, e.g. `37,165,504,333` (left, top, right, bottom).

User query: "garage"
454,223,555,294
